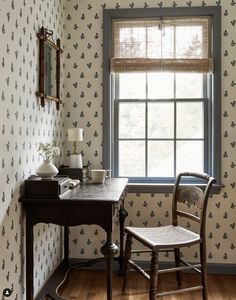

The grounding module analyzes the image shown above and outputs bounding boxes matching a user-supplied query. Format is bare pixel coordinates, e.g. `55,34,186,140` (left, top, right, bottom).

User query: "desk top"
21,178,128,205
60,178,128,203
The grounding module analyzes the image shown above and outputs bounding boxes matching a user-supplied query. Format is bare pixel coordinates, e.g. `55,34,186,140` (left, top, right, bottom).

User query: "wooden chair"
122,172,216,300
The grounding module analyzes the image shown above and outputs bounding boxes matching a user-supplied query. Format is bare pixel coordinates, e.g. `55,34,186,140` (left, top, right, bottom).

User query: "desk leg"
26,215,34,300
64,226,69,266
101,232,119,300
119,202,128,274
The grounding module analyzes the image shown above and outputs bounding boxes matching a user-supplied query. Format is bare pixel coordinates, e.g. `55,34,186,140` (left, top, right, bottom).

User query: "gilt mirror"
37,27,63,110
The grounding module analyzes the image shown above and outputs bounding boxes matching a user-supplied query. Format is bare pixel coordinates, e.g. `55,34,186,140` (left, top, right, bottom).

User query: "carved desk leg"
101,231,119,300
25,211,34,300
119,191,128,274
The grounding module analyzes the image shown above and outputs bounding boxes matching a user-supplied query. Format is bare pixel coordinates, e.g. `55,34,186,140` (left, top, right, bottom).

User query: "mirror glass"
44,44,57,98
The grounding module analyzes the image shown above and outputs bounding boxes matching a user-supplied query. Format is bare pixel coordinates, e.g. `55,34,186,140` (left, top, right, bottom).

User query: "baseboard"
206,263,236,275
69,258,236,275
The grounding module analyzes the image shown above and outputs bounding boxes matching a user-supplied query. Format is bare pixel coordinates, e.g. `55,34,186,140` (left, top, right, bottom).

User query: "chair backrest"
172,172,216,238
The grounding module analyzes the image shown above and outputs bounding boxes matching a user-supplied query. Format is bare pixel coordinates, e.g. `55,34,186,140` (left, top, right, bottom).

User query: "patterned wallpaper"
0,0,236,299
64,0,236,265
0,0,65,298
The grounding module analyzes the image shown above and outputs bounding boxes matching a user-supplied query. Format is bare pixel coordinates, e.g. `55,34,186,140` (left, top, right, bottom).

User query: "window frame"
103,6,221,192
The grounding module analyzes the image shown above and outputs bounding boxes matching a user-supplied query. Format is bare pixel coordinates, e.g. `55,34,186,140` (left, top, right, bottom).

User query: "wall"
64,0,236,265
0,0,65,298
0,0,235,299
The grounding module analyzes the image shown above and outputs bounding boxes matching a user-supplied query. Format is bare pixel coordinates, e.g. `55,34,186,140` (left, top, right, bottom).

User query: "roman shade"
111,17,213,73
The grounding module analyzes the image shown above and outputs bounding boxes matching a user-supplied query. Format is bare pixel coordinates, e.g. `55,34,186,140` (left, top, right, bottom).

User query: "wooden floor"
59,269,236,300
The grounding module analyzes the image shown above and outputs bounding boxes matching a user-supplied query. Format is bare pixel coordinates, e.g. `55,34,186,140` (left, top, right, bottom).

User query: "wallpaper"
64,0,236,266
0,0,236,299
0,0,65,298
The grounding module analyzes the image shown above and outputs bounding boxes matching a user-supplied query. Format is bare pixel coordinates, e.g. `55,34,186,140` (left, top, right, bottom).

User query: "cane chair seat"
125,225,201,250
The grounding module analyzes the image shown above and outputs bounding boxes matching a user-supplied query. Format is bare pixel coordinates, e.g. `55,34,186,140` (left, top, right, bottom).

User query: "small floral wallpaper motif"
64,0,236,265
0,0,236,299
0,0,65,298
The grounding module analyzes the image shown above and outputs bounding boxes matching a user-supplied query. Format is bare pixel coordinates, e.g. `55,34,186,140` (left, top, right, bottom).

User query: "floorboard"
58,270,236,300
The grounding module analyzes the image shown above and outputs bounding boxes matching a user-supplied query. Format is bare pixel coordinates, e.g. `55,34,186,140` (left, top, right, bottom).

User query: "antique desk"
20,178,128,300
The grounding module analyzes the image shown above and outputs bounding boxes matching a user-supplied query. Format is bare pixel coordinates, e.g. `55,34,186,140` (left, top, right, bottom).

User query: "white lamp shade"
67,128,83,142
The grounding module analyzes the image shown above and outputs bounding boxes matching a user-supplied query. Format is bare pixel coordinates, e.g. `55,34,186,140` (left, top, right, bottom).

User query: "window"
103,7,221,187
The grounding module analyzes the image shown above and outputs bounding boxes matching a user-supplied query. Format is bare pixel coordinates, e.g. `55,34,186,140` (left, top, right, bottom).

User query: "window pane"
148,141,174,177
120,27,146,57
148,73,174,99
176,26,203,58
148,103,174,138
176,73,203,98
147,26,174,58
119,141,145,176
176,141,204,173
119,103,145,138
147,27,161,58
119,73,146,99
177,102,203,138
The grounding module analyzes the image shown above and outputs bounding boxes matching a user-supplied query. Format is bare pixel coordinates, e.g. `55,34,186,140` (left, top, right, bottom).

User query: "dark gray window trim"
103,6,221,192
126,183,223,194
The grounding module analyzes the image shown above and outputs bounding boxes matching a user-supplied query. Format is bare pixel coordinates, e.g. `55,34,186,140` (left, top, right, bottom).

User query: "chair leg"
149,251,159,300
200,241,208,300
174,248,182,286
122,233,132,292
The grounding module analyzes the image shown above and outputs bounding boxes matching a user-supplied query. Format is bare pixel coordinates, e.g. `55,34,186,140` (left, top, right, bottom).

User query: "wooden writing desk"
20,178,128,300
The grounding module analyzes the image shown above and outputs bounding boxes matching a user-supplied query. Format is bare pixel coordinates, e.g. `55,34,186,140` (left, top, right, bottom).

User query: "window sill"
126,183,223,194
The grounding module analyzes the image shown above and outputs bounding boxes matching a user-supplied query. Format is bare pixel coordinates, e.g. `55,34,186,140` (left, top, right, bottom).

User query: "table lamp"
67,128,83,168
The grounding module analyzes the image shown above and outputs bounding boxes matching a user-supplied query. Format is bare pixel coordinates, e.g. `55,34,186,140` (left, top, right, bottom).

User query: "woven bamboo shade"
111,17,213,73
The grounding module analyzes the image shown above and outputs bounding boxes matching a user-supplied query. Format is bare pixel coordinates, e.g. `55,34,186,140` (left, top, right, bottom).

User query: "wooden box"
58,165,88,181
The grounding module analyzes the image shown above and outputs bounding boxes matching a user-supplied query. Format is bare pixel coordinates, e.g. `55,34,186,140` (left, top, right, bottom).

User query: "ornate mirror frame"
37,26,63,110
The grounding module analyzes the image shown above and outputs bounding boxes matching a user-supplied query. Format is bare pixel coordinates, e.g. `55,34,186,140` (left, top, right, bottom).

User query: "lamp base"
69,153,83,168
